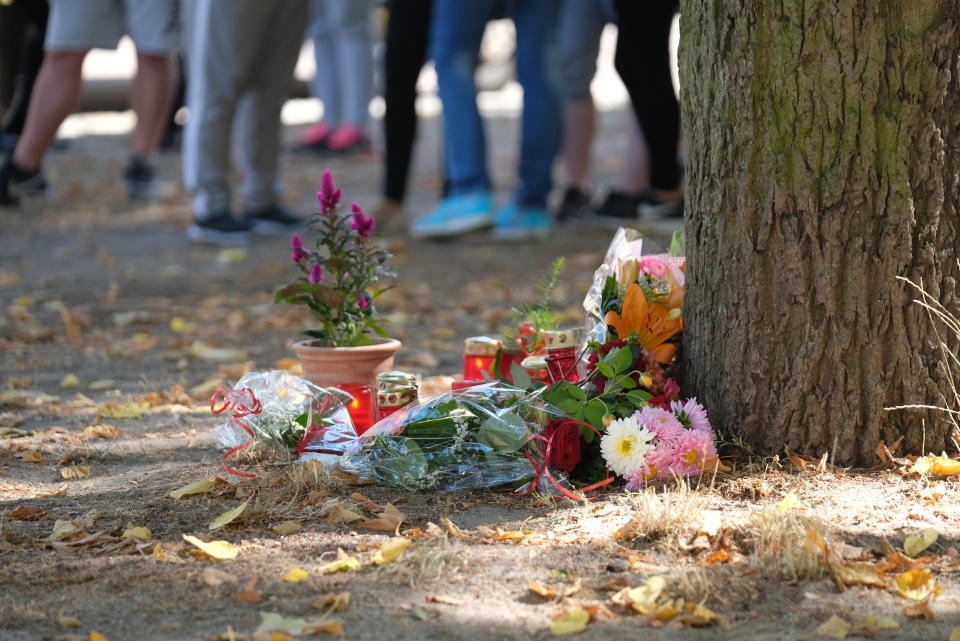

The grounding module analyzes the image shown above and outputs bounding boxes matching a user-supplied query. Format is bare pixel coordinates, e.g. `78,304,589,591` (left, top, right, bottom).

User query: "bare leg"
560,97,595,190
130,52,172,157
617,118,650,194
12,50,87,171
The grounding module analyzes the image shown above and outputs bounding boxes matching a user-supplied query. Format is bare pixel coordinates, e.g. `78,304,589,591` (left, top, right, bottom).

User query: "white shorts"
45,0,178,54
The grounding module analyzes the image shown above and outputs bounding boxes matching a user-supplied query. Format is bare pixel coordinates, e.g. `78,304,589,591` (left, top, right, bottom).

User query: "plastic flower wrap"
215,370,356,453
336,382,566,492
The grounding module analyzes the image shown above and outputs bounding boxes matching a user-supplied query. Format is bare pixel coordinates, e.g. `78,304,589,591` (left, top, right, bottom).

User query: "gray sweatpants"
308,0,373,129
183,0,307,219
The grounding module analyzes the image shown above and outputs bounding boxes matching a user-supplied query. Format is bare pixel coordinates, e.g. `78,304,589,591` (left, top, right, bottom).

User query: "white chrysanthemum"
600,415,655,477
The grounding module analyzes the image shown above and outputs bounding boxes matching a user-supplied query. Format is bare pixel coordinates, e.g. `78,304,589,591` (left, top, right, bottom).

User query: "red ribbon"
210,386,263,478
514,418,614,501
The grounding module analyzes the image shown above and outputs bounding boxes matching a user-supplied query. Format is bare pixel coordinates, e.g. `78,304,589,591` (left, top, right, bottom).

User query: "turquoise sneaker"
491,204,552,242
410,192,494,239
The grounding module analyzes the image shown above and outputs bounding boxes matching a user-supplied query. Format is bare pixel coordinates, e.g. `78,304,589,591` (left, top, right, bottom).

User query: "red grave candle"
544,328,583,383
335,383,374,435
463,336,500,380
451,379,486,391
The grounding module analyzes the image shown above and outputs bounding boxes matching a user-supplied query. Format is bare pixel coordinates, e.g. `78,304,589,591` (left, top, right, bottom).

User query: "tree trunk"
679,1,960,465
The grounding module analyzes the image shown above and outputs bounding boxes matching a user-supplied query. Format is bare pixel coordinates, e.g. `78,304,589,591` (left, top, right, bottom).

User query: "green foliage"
501,257,566,348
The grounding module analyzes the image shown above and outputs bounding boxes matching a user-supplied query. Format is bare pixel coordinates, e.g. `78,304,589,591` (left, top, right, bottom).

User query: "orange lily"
604,283,683,363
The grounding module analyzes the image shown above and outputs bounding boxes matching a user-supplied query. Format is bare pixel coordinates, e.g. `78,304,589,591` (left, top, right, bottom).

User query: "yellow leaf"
60,374,80,389
774,491,798,514
19,450,43,463
904,528,938,557
153,542,182,563
903,600,935,620
98,402,149,419
681,602,719,626
187,341,249,363
950,627,960,641
201,567,238,586
326,505,363,525
528,581,557,599
816,615,851,639
81,423,122,439
357,512,403,534
549,609,589,635
269,520,301,536
170,479,215,499
650,601,682,621
47,520,79,541
170,317,197,334
182,534,239,560
122,526,151,541
58,614,83,627
216,248,248,265
306,620,343,636
60,465,91,480
318,550,360,573
371,537,411,564
255,612,340,636
310,592,351,611
911,455,960,476
89,631,107,641
625,575,667,613
88,379,116,392
863,615,899,631
831,562,888,589
282,568,309,583
269,634,295,641
209,500,249,531
895,569,943,601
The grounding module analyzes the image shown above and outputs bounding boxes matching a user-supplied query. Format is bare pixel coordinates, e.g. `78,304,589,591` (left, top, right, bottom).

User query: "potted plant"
275,170,401,387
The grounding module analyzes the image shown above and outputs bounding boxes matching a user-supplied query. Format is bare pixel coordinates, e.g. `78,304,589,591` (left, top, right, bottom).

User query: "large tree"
679,2,959,465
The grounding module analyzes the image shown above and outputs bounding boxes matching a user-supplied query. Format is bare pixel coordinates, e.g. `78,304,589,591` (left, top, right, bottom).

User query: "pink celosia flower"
637,256,668,279
670,397,711,432
308,263,324,284
290,234,308,263
350,202,375,238
358,294,369,308
317,169,342,212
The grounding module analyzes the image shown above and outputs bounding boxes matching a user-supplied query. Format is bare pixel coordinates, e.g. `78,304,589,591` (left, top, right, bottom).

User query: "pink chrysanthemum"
671,428,717,475
670,397,711,432
625,448,675,490
637,406,684,443
637,256,668,279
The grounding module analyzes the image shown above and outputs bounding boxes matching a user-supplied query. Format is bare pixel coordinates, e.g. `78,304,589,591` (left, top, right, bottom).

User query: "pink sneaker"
297,122,332,150
326,125,370,154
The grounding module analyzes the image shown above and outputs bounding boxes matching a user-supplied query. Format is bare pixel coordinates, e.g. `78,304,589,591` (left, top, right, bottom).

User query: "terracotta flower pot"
292,337,402,388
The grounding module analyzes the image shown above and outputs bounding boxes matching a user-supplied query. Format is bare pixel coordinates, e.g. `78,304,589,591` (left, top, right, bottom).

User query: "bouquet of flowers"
339,382,564,491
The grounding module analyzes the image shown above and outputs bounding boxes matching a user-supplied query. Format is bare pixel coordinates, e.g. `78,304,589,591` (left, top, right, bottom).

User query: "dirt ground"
1,108,959,641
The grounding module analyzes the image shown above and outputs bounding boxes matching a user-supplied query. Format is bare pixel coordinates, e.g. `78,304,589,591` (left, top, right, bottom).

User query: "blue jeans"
430,0,560,209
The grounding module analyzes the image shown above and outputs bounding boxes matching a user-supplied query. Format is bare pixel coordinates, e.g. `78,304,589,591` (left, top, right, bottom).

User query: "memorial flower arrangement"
275,170,394,347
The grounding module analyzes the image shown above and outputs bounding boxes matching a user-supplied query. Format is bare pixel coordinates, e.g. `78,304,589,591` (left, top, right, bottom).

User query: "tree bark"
679,1,960,465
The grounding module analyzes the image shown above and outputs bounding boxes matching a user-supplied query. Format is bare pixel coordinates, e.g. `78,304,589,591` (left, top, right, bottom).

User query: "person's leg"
0,3,27,118
613,0,680,198
490,0,560,240
235,0,307,228
381,0,432,205
409,0,495,238
1,1,50,138
324,0,372,152
307,0,340,133
129,52,172,157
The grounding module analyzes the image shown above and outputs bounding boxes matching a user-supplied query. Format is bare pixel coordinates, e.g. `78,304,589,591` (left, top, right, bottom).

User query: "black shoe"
187,211,253,245
123,156,156,201
0,157,47,206
246,204,304,234
0,132,18,153
637,189,683,219
555,186,591,222
592,190,641,228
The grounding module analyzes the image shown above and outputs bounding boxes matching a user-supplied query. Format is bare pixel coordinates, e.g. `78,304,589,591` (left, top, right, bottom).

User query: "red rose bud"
543,418,582,473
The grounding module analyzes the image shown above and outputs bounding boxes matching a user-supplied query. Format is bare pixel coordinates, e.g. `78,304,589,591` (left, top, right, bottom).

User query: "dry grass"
384,538,465,587
734,507,828,583
615,481,706,547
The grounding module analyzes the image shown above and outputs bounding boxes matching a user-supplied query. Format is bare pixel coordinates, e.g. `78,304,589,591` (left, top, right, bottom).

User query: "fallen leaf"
350,492,382,512
8,505,46,520
895,569,943,601
216,248,248,265
440,517,471,539
89,632,107,641
911,455,960,476
705,549,732,564
903,600,935,619
371,537,411,564
37,484,69,497
98,402,149,419
311,592,351,611
201,567,238,587
236,577,262,603
60,466,92,480
326,505,363,525
88,379,116,392
47,520,79,541
680,602,719,626
426,595,464,606
862,615,899,631
19,450,43,463
904,528,938,558
209,501,249,531
81,423,122,439
529,581,557,599
170,317,198,334
170,479,215,499
153,542,182,563
183,534,239,560
318,550,361,574
550,609,589,635
950,627,960,641
831,562,888,590
58,614,83,627
122,526,151,541
774,491,798,514
60,374,80,389
255,612,341,637
188,341,249,363
816,615,851,639
358,512,403,534
409,605,429,621
282,568,309,583
270,521,301,536
305,621,343,636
